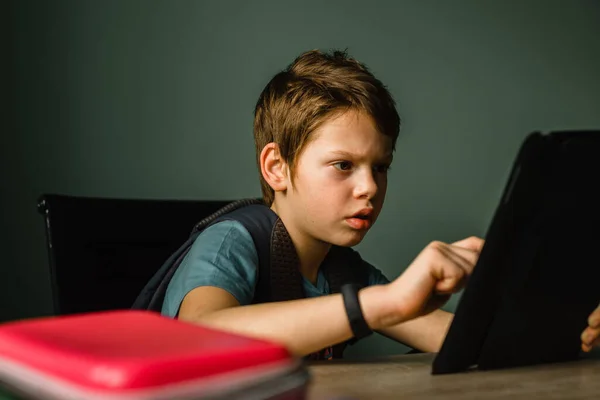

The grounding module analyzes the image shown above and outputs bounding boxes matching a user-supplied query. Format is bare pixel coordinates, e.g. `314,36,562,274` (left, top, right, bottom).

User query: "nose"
353,168,379,200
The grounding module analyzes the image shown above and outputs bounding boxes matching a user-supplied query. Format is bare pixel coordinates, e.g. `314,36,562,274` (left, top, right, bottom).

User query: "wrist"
359,284,404,330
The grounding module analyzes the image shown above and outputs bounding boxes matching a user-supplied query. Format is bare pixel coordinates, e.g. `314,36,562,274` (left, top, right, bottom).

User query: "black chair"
37,194,233,315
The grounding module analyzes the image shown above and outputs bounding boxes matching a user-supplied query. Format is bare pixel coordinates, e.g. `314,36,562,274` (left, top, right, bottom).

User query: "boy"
162,49,600,358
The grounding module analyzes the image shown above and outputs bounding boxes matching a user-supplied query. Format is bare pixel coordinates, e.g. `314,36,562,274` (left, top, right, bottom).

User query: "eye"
333,161,353,171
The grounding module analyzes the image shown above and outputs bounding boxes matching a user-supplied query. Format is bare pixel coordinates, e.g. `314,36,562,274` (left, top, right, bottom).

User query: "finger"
427,245,469,294
437,242,479,276
410,240,477,296
434,272,467,294
451,236,485,253
588,304,600,328
447,245,480,272
582,337,600,353
581,326,600,346
582,342,592,352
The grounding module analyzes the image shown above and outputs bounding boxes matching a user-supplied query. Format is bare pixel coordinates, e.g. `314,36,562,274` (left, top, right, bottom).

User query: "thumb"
431,263,468,294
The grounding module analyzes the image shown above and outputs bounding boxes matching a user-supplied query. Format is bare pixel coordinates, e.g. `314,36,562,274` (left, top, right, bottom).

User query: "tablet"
432,130,600,374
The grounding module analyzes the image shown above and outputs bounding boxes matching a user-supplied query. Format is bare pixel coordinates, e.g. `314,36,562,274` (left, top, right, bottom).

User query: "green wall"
4,0,600,357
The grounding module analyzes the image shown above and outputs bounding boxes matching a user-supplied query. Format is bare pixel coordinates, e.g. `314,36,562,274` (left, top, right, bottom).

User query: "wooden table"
307,353,600,399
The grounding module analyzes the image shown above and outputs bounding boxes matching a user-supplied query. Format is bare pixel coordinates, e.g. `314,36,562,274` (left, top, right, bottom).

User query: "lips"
345,208,374,230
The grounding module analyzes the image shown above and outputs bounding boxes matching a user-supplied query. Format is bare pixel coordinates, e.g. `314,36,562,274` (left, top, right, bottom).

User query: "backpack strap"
263,218,305,302
139,232,199,311
205,204,298,304
194,203,306,304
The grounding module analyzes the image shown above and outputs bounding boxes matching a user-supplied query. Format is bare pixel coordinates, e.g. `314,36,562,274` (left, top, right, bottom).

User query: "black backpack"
132,199,369,359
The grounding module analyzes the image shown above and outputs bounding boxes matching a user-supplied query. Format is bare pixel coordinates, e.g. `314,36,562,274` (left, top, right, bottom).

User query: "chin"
330,231,367,248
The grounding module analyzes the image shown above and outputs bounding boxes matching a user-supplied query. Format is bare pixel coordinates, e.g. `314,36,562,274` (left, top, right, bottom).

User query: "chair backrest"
37,194,232,315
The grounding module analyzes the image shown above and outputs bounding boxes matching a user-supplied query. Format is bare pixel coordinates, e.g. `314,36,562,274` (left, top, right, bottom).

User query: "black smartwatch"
341,283,373,340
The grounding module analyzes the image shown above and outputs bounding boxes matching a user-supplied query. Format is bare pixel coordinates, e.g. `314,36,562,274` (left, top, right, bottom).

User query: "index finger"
452,236,485,253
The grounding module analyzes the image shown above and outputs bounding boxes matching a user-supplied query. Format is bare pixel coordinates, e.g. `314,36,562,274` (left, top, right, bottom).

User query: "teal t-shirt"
162,220,390,317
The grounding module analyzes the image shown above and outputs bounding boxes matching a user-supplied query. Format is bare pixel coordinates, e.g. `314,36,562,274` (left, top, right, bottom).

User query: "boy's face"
281,110,393,247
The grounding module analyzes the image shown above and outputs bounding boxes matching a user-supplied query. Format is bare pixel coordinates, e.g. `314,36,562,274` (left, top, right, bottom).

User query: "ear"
260,142,289,192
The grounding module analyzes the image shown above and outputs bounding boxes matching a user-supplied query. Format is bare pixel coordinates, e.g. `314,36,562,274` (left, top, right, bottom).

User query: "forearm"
179,284,395,357
379,309,453,352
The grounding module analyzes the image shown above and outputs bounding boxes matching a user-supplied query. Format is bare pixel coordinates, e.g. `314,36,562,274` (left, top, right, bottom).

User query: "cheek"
313,172,351,199
379,177,388,196
374,177,388,208
297,166,336,193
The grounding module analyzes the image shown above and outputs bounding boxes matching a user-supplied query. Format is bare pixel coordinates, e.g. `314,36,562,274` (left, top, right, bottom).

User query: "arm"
378,309,453,353
166,221,398,356
362,258,452,352
179,284,395,357
178,236,483,357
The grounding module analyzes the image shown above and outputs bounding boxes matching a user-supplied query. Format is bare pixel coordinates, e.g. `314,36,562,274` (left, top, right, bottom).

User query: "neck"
270,201,331,285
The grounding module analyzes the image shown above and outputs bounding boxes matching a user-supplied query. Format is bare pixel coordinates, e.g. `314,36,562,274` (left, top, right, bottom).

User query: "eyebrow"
328,150,394,162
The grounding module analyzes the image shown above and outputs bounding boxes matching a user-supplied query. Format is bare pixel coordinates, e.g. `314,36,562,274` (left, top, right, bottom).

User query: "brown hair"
254,49,401,205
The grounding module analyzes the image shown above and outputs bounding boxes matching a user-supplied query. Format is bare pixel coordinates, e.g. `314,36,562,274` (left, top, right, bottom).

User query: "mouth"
352,208,373,219
345,208,374,230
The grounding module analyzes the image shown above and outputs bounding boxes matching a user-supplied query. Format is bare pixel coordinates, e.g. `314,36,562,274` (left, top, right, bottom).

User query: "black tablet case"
432,131,600,374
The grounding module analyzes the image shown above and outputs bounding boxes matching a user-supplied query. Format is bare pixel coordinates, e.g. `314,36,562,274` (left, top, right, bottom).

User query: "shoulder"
162,220,259,316
191,219,257,261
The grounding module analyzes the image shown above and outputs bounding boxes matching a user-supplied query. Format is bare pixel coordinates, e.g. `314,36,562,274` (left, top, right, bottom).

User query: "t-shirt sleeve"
161,220,259,317
362,259,391,286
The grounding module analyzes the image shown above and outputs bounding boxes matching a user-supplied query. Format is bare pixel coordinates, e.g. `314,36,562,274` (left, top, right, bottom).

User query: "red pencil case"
0,310,308,399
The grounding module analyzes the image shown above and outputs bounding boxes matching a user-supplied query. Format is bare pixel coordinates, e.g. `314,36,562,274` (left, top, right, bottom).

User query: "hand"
386,236,484,324
581,304,600,352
